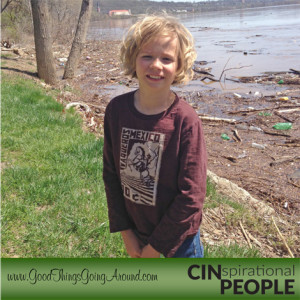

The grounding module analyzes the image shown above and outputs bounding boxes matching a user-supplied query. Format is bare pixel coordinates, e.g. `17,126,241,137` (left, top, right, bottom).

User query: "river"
87,4,300,92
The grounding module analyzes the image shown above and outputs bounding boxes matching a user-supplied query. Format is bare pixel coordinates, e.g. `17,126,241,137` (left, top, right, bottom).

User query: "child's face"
135,35,178,93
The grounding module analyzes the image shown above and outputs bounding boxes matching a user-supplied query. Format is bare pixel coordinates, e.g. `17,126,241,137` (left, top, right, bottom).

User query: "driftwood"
222,155,237,163
289,68,300,75
272,217,294,258
278,107,300,114
220,64,253,81
247,231,262,247
193,67,214,77
207,170,275,215
229,105,300,115
262,129,291,138
224,76,241,83
219,57,252,81
197,57,252,82
1,47,14,51
229,108,261,114
274,111,293,123
276,143,300,147
270,156,300,166
287,178,300,188
232,129,242,142
239,221,252,249
201,76,219,82
199,115,236,124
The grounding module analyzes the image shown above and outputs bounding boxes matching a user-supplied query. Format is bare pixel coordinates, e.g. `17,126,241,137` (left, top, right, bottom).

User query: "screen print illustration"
120,127,165,206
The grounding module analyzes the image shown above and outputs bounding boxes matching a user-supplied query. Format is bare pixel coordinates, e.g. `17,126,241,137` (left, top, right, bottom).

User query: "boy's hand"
141,244,160,258
121,229,142,258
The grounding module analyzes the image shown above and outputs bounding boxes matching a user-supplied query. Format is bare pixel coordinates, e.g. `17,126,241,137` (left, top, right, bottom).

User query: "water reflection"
88,18,137,40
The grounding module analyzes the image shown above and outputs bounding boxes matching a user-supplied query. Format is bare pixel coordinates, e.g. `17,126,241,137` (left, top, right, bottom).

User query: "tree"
63,0,93,79
1,0,13,13
30,0,57,85
48,0,82,44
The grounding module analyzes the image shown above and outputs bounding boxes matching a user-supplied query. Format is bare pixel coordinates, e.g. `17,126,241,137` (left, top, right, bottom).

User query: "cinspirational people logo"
187,264,296,296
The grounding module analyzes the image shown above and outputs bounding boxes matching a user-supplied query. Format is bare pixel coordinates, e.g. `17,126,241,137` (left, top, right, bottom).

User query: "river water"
88,4,300,92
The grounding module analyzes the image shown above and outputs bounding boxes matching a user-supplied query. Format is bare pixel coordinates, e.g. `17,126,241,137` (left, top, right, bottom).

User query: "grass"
203,178,263,258
205,243,261,258
1,74,126,258
1,72,262,258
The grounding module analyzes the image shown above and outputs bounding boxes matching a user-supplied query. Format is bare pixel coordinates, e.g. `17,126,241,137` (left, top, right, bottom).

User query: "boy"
103,15,207,258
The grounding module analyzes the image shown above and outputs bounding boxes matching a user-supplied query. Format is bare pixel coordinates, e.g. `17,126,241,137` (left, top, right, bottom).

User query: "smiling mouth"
147,75,163,80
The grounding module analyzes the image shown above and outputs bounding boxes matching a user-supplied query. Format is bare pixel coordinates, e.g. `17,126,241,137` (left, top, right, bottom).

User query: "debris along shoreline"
62,40,300,217
69,38,300,256
2,40,299,256
6,40,299,217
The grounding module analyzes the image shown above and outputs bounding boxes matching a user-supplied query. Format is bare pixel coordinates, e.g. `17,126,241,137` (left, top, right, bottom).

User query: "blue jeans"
171,230,204,258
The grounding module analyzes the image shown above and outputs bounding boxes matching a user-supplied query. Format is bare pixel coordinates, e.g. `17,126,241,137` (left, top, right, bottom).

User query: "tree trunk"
63,0,93,79
30,0,57,85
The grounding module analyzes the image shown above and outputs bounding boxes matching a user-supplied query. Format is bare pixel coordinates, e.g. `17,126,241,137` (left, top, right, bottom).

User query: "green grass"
1,74,126,258
1,73,262,258
205,243,261,258
203,178,262,258
205,178,244,211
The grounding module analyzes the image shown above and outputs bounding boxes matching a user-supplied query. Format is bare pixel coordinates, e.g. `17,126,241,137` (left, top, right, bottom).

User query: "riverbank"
72,40,300,216
1,40,299,257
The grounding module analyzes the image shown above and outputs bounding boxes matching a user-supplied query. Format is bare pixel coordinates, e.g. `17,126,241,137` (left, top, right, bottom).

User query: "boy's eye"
163,57,174,63
142,55,152,59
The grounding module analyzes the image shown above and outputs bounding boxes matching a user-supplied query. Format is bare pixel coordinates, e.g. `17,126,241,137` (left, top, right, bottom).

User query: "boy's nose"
150,58,163,69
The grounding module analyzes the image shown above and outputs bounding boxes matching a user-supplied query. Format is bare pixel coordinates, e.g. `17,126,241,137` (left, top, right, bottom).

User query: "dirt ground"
2,40,299,257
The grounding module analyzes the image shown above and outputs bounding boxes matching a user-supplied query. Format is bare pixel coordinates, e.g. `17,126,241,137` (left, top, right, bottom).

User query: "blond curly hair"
120,14,197,85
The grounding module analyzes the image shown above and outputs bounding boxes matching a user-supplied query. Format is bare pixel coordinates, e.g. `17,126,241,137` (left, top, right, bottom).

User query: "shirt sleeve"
102,102,134,233
148,119,207,257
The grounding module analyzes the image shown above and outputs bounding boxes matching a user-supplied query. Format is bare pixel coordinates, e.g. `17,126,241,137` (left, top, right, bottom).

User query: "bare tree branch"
1,0,13,13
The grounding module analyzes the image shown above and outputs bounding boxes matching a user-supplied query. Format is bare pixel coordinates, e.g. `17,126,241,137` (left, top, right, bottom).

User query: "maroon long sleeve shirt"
103,91,207,257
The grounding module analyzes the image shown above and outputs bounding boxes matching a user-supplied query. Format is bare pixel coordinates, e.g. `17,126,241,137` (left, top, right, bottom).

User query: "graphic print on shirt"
120,127,165,206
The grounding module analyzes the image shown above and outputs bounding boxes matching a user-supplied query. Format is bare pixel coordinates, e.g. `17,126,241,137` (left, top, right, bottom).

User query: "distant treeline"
95,0,300,15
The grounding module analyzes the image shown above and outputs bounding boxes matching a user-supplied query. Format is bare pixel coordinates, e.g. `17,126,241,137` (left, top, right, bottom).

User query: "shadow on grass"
1,66,38,78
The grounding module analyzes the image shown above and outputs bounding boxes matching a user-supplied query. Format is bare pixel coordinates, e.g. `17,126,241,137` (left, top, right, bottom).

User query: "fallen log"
207,170,275,215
